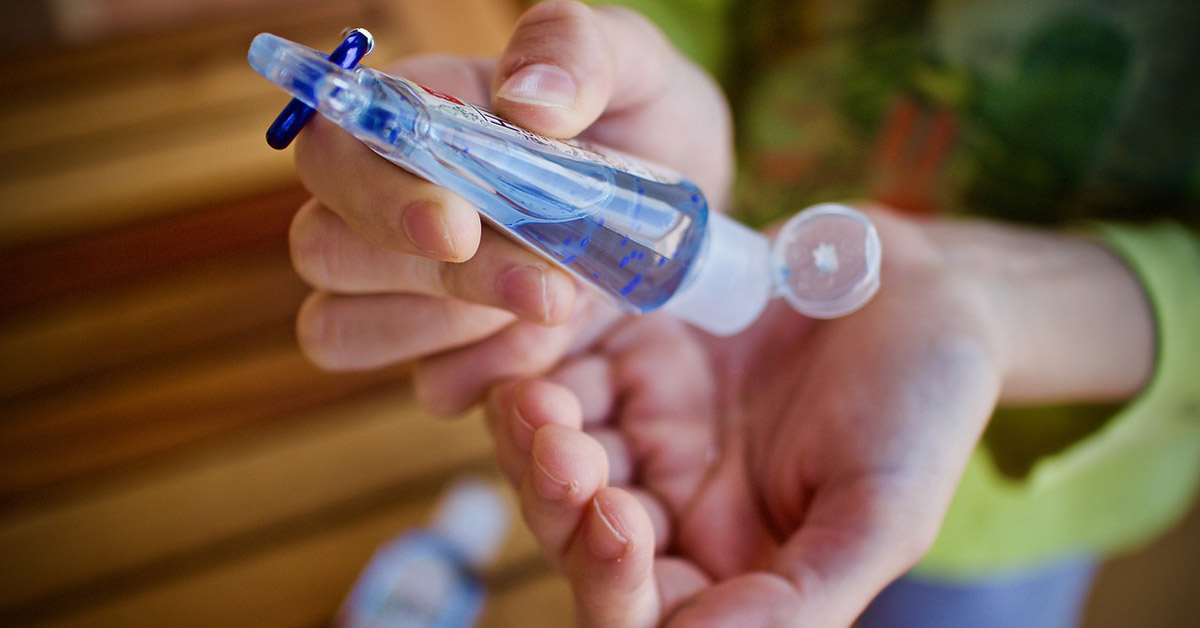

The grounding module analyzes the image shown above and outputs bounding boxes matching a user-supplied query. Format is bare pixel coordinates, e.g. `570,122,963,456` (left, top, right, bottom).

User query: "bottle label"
398,76,685,185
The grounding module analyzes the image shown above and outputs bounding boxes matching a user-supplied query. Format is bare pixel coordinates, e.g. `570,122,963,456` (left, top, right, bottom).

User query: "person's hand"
287,0,732,411
479,207,1156,628
285,2,1157,626
477,209,1000,627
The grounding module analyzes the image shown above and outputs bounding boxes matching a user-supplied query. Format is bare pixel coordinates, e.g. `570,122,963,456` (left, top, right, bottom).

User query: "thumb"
490,0,680,139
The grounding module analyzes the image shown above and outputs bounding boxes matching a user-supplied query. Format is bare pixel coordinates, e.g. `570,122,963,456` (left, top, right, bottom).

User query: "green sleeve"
917,222,1200,577
585,0,732,75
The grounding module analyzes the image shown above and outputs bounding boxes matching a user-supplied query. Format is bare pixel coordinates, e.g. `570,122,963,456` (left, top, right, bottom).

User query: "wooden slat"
0,4,377,251
0,0,519,250
481,573,573,628
0,336,413,504
5,495,520,628
0,2,369,91
9,507,415,628
7,510,560,628
387,0,520,57
0,3,563,627
0,108,298,249
0,387,497,620
0,42,289,161
0,250,305,400
0,187,306,313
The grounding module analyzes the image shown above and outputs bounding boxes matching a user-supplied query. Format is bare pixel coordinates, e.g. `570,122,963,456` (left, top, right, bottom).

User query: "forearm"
926,220,1156,405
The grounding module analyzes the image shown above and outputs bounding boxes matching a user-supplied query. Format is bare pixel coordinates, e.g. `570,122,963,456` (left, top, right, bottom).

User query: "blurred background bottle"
336,479,511,628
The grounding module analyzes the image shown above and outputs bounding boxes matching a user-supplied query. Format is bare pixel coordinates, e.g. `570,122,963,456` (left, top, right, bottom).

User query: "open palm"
280,5,1034,626
484,216,1004,628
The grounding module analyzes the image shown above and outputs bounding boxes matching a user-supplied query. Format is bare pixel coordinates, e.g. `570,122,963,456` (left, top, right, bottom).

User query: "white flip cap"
771,204,881,319
663,205,881,334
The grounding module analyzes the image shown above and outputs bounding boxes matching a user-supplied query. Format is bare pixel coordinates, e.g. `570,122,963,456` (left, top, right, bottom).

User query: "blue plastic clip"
265,27,374,150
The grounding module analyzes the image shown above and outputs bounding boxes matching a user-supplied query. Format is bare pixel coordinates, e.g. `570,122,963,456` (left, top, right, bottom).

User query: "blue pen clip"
265,27,374,149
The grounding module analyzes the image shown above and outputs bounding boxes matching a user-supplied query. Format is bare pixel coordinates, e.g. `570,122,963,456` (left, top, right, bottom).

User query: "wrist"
919,218,1155,404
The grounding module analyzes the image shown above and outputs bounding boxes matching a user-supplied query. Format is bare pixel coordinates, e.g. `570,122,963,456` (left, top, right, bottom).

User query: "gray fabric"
857,557,1098,628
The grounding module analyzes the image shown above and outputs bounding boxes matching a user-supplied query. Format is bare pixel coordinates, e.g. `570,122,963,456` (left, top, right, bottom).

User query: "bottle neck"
662,212,773,336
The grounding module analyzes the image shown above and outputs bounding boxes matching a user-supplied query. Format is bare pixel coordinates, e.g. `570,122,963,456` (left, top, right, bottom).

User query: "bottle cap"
430,478,511,569
771,203,881,319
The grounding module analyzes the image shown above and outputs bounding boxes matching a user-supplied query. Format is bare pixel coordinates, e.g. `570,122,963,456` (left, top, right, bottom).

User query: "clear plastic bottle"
249,33,881,335
336,479,510,628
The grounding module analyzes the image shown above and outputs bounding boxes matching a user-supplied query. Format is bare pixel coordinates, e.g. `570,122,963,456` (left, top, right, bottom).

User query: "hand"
284,2,1157,625
480,208,1156,628
287,0,732,412
479,209,1002,628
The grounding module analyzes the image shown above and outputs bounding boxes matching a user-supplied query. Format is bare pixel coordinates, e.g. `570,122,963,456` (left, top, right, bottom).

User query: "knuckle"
295,295,344,371
288,205,338,290
412,363,469,416
507,0,598,68
442,304,499,346
506,324,564,372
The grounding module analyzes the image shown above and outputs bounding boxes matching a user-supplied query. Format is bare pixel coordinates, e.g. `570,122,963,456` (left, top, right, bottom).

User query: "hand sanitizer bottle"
249,33,881,336
336,479,510,628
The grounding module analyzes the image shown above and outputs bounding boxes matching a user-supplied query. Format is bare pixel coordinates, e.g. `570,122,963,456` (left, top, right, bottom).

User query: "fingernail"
587,497,629,560
497,265,555,323
497,63,577,109
532,448,578,500
509,404,536,452
402,201,458,260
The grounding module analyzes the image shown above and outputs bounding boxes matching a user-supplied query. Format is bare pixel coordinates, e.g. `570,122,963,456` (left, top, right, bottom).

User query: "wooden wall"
0,1,572,627
0,1,1195,627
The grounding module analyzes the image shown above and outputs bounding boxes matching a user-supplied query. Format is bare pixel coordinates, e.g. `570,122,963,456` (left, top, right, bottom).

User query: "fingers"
762,479,940,628
290,200,576,324
603,318,720,509
490,1,731,198
653,558,713,623
294,116,482,262
519,424,609,562
492,1,671,137
547,354,615,425
664,574,803,628
485,379,584,485
412,294,599,414
520,435,682,628
566,488,661,628
590,428,634,486
670,477,939,628
485,378,712,628
295,291,513,371
484,378,662,558
292,54,497,265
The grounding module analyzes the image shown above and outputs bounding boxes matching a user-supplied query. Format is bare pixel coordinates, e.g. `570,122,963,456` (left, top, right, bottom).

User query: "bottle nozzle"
249,33,368,118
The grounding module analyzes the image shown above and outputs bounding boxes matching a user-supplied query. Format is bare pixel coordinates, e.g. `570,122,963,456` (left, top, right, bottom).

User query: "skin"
288,2,1156,626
